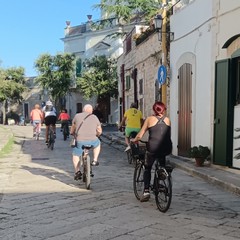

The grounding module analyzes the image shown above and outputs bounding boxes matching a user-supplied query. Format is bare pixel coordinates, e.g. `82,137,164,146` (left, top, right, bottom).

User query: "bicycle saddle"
82,145,93,150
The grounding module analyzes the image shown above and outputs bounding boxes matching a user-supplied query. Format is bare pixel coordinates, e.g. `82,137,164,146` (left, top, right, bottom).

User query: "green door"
213,59,233,166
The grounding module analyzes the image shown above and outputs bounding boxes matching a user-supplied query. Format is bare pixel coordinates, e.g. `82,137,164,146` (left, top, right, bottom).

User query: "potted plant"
188,145,210,167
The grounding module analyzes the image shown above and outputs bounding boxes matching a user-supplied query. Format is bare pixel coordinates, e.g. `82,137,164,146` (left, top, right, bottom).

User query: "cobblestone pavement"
0,125,240,240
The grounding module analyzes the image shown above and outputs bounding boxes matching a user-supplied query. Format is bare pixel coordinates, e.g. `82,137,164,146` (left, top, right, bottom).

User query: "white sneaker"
140,192,150,202
124,145,131,152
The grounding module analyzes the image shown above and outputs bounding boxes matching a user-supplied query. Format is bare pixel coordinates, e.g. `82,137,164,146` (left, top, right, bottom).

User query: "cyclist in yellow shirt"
119,102,144,151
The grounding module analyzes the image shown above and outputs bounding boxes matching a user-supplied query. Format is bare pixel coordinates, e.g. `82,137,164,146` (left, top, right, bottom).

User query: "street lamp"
154,14,174,42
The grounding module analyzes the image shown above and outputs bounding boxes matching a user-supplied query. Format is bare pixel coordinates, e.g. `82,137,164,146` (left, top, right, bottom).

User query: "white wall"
170,0,240,157
170,0,214,154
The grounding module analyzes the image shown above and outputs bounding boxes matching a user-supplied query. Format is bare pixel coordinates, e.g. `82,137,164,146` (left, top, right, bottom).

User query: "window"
76,58,82,77
139,79,143,95
126,75,131,90
126,34,132,53
76,103,82,113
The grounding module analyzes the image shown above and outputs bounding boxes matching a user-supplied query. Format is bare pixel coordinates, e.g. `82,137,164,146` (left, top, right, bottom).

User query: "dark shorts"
45,116,57,126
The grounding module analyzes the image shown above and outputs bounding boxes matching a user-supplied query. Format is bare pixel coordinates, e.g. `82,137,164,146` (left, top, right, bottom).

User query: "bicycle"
80,145,94,190
62,121,69,141
133,141,173,213
47,124,55,150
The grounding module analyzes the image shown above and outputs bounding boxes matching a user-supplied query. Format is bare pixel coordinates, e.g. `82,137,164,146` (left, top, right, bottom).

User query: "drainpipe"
133,68,138,104
120,64,125,122
161,0,167,105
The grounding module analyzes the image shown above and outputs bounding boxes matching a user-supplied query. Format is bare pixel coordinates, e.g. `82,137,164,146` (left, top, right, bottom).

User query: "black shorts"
45,116,57,126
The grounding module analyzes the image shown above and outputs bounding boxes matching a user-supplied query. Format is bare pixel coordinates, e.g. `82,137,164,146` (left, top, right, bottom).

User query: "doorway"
178,63,192,156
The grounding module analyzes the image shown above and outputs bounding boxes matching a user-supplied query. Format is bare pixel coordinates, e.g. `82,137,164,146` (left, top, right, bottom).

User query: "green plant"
189,145,210,159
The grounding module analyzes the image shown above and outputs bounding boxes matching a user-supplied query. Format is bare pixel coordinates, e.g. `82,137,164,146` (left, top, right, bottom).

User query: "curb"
169,156,240,196
102,132,240,196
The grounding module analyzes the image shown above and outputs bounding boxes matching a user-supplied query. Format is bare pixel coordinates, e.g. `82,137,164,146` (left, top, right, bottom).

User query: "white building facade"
170,0,240,168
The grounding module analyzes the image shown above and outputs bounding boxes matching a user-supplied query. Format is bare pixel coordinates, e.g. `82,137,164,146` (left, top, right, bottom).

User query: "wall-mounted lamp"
154,14,174,42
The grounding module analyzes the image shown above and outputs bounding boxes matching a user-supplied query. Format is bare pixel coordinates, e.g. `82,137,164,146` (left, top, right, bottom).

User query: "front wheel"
133,162,145,200
154,172,172,213
83,155,91,190
127,150,133,164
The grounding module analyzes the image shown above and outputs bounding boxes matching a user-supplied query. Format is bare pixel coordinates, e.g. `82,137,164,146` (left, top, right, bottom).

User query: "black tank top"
147,116,172,156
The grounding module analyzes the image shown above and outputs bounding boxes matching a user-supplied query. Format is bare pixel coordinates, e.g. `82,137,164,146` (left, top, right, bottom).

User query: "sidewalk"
1,124,240,196
102,129,240,196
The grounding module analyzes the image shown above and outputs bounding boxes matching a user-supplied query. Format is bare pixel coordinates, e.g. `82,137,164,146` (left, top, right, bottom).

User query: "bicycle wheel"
83,155,91,190
127,150,133,164
49,131,55,150
133,162,145,200
63,125,67,141
154,171,172,213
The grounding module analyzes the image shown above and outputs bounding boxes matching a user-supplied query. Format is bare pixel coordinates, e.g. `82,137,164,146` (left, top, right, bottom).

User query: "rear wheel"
49,131,55,150
154,171,172,213
133,162,145,200
63,125,67,141
83,155,91,190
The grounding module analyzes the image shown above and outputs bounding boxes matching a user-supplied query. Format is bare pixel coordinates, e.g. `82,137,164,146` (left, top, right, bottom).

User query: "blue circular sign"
158,65,167,85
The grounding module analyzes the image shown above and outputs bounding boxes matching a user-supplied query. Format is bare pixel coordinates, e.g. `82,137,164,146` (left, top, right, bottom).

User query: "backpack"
45,105,53,112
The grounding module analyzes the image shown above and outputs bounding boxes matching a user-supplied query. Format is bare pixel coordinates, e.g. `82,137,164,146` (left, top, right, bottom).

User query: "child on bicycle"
30,104,44,137
58,109,70,136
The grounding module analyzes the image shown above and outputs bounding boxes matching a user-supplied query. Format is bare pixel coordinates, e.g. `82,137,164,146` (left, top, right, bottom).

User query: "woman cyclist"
42,101,57,144
132,101,172,202
58,109,70,137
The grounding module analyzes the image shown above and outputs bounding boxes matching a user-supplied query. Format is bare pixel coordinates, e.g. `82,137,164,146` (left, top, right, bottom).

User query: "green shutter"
213,59,233,166
126,75,131,90
76,58,82,77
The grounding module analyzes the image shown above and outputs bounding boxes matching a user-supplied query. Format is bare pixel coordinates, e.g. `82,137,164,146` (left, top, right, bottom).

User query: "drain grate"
32,157,49,160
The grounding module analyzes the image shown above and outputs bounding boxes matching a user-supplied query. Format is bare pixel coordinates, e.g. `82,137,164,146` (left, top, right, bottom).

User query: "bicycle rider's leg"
45,126,49,143
44,116,50,143
125,127,141,150
38,122,42,133
140,152,155,201
72,155,80,172
72,142,84,180
32,121,37,136
92,145,100,164
52,116,57,135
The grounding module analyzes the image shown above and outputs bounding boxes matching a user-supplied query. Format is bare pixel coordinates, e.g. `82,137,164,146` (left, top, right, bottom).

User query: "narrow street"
0,125,239,240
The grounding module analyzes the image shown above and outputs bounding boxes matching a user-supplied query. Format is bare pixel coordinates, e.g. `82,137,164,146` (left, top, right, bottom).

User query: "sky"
0,0,100,77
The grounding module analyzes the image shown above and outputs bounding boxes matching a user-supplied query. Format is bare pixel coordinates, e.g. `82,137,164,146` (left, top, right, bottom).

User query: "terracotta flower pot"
195,157,204,167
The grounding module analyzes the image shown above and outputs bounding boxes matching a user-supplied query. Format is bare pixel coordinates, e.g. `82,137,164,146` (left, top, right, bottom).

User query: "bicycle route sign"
157,65,167,85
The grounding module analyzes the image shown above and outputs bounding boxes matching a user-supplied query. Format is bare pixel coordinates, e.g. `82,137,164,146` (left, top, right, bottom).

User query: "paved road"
0,125,240,240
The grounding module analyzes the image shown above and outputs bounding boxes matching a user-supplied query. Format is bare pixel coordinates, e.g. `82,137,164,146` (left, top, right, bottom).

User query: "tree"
76,55,118,100
94,0,163,24
0,67,26,124
34,53,76,106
